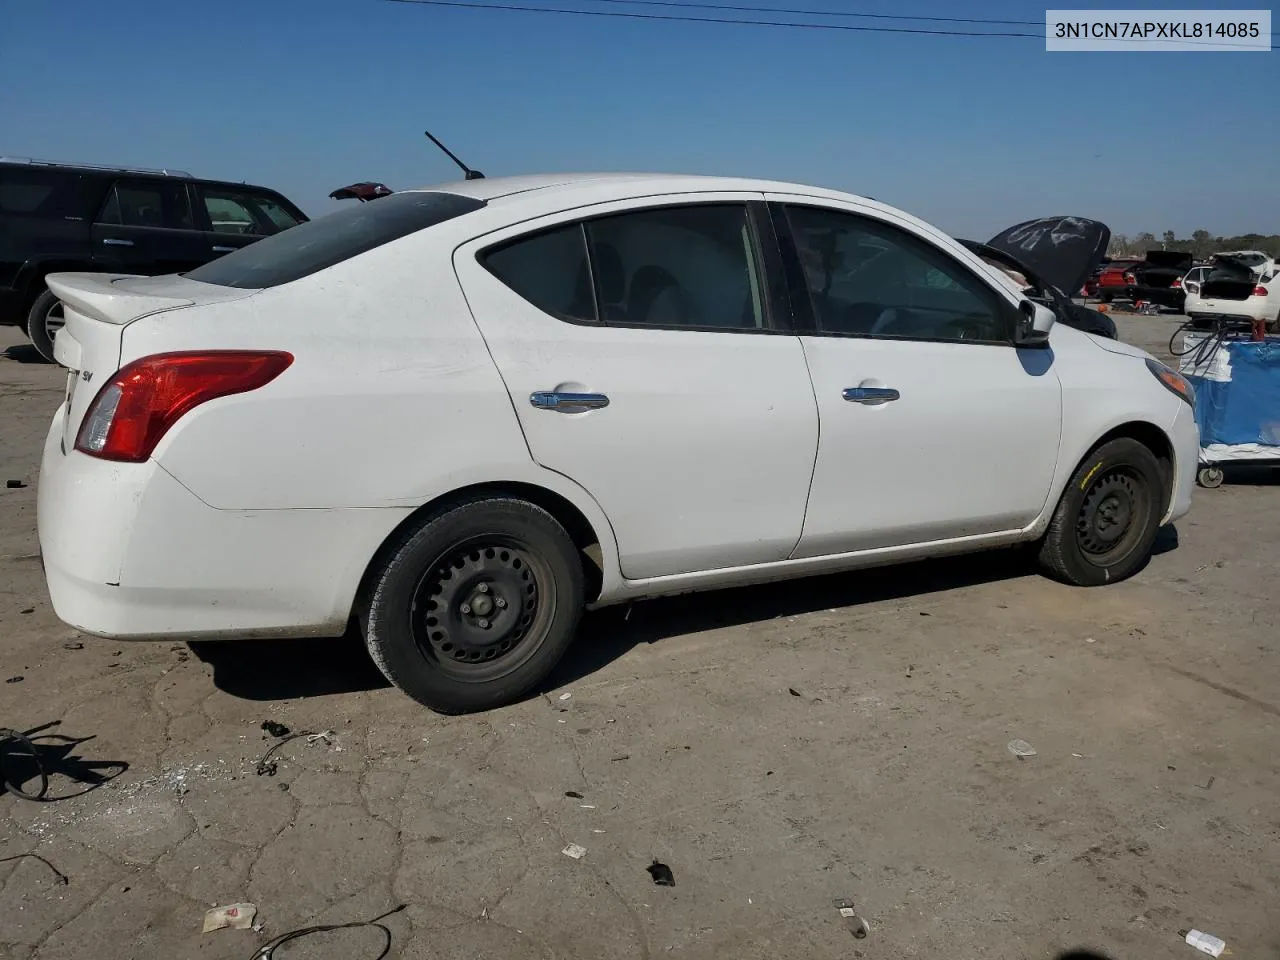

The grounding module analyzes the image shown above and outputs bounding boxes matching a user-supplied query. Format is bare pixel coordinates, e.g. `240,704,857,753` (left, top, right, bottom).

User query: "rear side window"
98,179,194,229
0,167,92,218
483,225,595,323
185,191,485,289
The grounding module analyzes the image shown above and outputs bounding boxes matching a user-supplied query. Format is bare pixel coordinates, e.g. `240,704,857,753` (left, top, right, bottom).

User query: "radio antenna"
423,129,484,180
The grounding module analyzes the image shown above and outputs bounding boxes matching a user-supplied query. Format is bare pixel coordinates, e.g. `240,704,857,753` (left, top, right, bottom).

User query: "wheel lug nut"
460,603,471,615
477,583,489,594
495,598,507,609
478,618,490,629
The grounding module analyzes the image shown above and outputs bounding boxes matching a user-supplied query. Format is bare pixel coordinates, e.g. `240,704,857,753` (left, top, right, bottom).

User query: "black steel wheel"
1038,438,1166,586
363,497,584,714
410,536,551,681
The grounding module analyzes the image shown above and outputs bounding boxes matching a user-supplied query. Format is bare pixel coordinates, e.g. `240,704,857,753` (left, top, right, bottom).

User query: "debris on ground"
1182,929,1227,957
0,852,69,885
6,479,27,488
646,860,675,886
61,641,83,650
306,730,336,745
19,608,33,614
247,904,405,959
558,692,572,701
561,843,588,860
833,898,869,939
6,676,23,683
1007,739,1038,759
610,754,630,762
564,790,584,799
261,720,291,738
788,687,802,697
203,902,257,933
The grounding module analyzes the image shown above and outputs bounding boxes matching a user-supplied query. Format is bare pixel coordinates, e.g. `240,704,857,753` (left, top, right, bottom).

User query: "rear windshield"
184,191,486,289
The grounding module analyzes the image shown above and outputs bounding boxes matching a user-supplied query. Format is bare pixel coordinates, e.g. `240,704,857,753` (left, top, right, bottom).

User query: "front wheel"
362,497,585,714
26,289,65,364
1037,438,1166,586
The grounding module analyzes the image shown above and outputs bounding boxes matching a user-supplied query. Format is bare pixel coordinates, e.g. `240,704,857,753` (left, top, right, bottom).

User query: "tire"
362,496,585,714
25,288,65,364
1098,292,1113,304
1197,466,1224,489
1037,438,1166,587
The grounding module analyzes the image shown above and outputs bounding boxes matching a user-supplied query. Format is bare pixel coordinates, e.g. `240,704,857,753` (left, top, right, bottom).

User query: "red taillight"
75,351,293,462
1254,286,1269,297
1123,272,1136,284
1171,276,1182,288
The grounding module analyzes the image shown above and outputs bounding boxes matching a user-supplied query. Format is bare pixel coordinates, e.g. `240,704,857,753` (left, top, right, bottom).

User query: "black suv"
1,157,308,361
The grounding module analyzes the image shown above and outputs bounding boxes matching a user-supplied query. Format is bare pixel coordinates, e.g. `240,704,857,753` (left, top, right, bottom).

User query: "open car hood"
328,181,394,202
983,216,1110,298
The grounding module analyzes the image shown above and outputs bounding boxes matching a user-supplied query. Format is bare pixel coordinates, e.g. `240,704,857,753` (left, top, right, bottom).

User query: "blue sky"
3,0,1277,237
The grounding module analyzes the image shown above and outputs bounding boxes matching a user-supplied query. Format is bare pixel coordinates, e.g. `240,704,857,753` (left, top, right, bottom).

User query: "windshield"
185,191,486,289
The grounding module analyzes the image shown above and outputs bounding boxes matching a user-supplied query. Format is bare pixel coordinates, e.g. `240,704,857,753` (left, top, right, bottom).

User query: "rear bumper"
1188,306,1270,324
1166,402,1199,524
37,407,411,640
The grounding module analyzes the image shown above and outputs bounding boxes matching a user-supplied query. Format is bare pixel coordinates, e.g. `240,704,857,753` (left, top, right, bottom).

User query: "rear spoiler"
45,273,196,325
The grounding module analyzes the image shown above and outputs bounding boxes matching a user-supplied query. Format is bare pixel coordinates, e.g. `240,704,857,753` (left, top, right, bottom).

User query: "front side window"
785,205,1012,343
200,187,302,236
482,203,768,331
98,179,193,230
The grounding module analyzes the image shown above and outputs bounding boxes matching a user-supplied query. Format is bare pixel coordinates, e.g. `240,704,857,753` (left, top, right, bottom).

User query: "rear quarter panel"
125,233,536,512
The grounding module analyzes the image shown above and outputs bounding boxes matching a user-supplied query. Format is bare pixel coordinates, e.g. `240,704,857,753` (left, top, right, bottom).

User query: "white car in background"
1183,253,1280,331
36,175,1199,713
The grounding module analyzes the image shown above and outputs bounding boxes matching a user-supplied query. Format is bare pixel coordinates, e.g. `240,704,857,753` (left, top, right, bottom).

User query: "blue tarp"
1185,338,1280,447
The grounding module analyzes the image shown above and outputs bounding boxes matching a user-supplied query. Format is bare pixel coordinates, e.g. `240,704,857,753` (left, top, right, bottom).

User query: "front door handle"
530,391,610,412
212,245,235,253
102,238,134,247
843,386,900,405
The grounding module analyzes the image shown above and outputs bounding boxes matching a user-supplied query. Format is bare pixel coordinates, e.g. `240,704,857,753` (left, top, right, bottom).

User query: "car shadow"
1,343,49,364
191,529,1183,705
1217,462,1280,486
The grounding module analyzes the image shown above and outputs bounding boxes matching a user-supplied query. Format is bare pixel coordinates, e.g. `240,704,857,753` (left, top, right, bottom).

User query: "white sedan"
36,174,1199,713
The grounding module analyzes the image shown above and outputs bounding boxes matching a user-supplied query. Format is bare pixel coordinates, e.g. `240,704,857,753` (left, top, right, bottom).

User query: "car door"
90,178,208,274
454,196,819,581
194,185,303,258
765,196,1063,558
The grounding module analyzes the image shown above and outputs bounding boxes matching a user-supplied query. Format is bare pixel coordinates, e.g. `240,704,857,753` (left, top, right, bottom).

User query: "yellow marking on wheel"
1080,461,1104,491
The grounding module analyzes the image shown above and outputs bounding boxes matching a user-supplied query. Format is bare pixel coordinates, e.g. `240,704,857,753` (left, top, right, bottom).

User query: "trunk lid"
46,272,259,451
1199,257,1259,301
984,216,1110,299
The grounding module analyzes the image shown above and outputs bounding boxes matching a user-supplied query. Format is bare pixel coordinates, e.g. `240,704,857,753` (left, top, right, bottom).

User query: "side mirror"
1015,300,1055,346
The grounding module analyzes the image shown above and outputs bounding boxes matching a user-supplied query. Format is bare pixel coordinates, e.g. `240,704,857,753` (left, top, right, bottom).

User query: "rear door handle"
102,238,134,247
843,386,900,405
530,391,610,412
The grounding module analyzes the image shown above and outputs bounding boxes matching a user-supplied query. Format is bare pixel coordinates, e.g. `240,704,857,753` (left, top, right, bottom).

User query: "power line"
550,0,1040,26
383,0,1041,37
384,0,1278,45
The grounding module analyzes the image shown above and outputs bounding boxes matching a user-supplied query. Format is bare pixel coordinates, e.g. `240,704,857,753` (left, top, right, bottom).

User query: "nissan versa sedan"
36,174,1199,714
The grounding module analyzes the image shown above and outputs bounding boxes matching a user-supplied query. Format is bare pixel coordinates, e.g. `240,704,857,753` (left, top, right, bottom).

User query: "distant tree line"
1109,231,1280,259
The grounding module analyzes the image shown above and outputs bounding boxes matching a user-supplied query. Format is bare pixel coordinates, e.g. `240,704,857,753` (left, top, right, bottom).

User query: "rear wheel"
25,289,64,364
1037,438,1165,586
362,497,585,714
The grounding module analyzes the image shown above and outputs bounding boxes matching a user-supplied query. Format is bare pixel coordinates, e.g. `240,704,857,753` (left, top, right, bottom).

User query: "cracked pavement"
2,319,1279,959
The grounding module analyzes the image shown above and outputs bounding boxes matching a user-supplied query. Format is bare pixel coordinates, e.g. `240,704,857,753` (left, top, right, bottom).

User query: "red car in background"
1095,258,1143,303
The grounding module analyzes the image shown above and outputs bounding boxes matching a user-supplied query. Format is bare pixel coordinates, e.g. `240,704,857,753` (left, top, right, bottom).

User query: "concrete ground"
2,316,1277,960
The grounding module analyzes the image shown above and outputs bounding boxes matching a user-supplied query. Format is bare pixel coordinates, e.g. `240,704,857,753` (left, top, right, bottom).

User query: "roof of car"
398,172,864,204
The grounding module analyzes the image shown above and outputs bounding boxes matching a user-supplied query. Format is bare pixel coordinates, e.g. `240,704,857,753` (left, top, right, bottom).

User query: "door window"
201,189,267,235
481,203,768,331
483,224,595,323
97,179,194,229
785,205,1013,344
